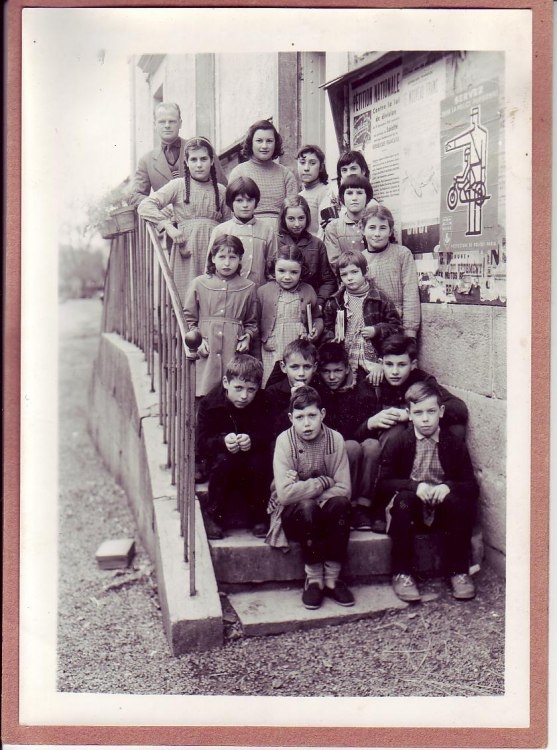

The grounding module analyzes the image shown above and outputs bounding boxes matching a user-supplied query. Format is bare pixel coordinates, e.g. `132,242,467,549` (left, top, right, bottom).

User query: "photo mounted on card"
4,1,550,747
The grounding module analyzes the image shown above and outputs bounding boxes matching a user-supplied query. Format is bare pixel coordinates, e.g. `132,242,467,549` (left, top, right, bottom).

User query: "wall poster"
399,57,446,255
350,64,403,221
432,79,505,305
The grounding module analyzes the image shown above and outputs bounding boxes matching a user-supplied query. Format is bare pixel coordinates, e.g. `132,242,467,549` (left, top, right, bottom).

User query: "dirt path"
57,298,505,696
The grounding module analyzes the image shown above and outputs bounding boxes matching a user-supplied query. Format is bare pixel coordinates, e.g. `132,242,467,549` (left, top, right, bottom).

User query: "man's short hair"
381,334,418,361
225,176,261,209
289,385,322,413
225,354,263,387
281,339,318,365
405,381,442,408
338,174,374,204
318,342,349,368
154,102,181,120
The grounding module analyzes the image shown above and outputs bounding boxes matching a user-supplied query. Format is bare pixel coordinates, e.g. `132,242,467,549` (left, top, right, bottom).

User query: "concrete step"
227,581,408,637
210,529,390,585
209,528,483,586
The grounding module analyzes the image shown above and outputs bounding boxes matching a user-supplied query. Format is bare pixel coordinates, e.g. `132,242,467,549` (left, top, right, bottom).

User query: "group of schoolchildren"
137,118,479,611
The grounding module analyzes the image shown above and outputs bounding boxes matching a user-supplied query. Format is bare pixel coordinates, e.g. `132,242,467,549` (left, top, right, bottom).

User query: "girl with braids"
138,136,230,301
227,120,297,230
256,246,323,386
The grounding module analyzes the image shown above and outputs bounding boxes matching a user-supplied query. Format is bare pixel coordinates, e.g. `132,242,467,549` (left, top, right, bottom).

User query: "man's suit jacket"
129,138,227,207
129,139,188,207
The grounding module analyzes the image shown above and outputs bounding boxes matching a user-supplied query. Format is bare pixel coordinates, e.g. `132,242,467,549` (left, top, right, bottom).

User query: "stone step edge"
227,580,408,637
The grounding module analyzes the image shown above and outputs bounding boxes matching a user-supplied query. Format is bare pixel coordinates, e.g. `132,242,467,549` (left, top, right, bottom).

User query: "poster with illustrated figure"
438,79,504,304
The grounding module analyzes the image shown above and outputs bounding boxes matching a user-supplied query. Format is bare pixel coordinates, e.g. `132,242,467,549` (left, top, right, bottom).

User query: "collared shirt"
411,427,444,484
411,427,444,526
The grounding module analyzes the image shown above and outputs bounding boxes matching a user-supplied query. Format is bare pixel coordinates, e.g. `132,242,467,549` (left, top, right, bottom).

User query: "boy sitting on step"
196,354,273,540
316,342,381,532
360,333,469,533
378,381,479,603
365,334,469,441
266,386,354,610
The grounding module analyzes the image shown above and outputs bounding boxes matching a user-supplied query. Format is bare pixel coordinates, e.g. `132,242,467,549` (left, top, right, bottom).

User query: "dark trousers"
208,449,272,526
388,490,474,575
281,495,351,565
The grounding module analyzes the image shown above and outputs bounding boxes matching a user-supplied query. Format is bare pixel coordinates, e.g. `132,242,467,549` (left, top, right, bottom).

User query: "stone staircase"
207,522,483,638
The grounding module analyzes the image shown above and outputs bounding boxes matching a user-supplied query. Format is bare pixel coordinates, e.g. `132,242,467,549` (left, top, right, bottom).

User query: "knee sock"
304,563,324,588
324,560,342,589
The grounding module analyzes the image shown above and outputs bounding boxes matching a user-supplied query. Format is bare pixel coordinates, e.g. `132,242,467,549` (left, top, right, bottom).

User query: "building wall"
130,61,153,175
419,304,506,573
214,54,278,153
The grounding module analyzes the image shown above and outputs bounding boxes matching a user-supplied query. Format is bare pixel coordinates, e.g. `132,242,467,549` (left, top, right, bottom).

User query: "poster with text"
400,57,446,254
350,64,402,222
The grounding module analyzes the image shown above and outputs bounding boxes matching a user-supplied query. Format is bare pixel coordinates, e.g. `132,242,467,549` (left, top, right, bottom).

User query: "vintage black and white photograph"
17,5,534,735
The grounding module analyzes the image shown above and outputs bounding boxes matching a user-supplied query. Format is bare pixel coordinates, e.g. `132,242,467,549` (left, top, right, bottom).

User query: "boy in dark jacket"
265,339,320,439
364,334,469,441
316,342,381,531
358,334,470,532
196,354,273,539
378,381,479,603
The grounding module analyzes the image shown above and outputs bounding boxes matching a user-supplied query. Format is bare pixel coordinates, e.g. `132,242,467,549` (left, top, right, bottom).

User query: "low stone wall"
419,303,506,575
88,333,223,653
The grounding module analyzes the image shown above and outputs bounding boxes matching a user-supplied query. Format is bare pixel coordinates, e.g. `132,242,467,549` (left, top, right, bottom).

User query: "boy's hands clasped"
224,432,251,453
416,482,451,505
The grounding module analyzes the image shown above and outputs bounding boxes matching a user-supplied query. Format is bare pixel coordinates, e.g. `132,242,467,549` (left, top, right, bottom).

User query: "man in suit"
129,101,227,210
129,102,187,210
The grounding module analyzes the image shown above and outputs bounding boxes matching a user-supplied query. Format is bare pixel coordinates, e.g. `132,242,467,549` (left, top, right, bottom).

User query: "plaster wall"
130,61,154,173
214,53,278,152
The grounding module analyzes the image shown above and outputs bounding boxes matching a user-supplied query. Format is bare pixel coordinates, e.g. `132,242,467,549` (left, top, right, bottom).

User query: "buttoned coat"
183,273,258,397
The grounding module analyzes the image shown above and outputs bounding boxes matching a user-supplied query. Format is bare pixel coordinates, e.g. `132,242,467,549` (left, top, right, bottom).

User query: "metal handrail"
102,217,199,596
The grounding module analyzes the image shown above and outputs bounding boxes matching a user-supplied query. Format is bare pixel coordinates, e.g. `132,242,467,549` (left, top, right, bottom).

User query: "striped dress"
227,160,298,230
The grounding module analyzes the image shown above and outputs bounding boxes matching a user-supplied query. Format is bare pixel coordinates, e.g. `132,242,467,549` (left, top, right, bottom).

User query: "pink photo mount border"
3,0,550,746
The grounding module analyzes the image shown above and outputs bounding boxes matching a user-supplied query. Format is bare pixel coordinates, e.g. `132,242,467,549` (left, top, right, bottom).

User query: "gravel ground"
58,298,505,697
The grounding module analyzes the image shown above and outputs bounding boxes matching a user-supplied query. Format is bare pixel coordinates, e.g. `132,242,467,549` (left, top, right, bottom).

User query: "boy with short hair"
378,381,479,602
363,334,469,441
196,354,273,540
363,334,469,532
266,386,354,609
207,176,277,288
323,175,374,267
265,339,320,438
316,342,381,531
